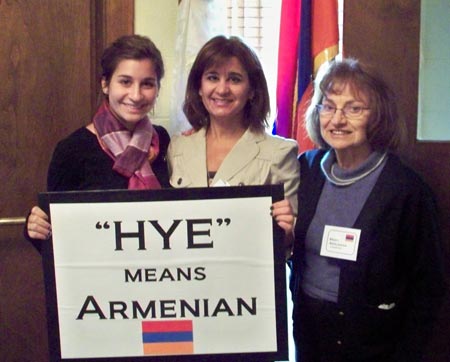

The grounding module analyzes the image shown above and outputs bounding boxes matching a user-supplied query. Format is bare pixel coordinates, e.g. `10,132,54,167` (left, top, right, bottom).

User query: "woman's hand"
27,206,51,240
271,199,295,257
271,199,295,234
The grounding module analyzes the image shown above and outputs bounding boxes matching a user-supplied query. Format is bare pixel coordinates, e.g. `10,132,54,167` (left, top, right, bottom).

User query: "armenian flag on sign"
275,0,339,153
142,320,194,355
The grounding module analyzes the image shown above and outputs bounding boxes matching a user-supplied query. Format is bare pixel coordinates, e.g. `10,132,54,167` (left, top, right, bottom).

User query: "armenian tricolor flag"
275,0,339,153
345,234,355,242
142,320,194,355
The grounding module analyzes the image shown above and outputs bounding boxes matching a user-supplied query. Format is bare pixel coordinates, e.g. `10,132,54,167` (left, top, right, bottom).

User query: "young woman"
26,35,170,244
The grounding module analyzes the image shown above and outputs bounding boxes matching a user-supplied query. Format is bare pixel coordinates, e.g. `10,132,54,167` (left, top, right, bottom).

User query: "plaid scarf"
93,101,161,190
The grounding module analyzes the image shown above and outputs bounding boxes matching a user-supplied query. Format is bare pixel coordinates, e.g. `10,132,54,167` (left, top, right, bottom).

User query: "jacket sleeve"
269,138,300,216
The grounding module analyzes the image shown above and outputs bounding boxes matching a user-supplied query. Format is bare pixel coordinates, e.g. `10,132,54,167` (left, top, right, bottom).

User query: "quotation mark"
96,221,110,229
216,218,231,226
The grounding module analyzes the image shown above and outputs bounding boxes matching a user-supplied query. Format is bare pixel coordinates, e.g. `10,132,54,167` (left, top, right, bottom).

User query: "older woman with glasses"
289,58,445,361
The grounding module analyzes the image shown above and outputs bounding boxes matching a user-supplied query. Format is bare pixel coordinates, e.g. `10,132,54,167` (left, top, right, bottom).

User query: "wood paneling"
0,0,93,216
0,1,133,361
344,1,450,360
92,0,135,110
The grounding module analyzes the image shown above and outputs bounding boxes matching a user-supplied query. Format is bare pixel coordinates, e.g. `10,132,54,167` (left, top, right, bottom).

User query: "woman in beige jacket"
168,35,299,238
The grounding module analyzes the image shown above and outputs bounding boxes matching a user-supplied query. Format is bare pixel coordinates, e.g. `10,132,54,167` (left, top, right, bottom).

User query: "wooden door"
344,1,450,360
0,1,133,361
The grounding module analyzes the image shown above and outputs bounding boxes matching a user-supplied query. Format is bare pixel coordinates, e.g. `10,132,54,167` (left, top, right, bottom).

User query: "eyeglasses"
315,104,370,119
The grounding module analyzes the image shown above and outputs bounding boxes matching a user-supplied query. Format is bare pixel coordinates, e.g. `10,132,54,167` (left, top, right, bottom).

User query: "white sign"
40,186,287,362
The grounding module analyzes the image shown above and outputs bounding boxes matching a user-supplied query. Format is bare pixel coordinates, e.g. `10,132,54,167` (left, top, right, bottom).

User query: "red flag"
296,0,339,153
274,0,301,138
275,0,339,154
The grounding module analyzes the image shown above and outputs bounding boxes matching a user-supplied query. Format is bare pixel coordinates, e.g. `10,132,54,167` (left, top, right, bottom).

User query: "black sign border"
39,185,288,362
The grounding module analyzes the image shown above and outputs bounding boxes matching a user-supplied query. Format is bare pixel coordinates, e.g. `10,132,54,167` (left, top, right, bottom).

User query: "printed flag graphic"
345,234,355,242
142,320,194,355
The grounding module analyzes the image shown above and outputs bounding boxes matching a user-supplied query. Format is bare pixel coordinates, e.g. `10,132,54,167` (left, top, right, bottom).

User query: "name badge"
320,225,361,261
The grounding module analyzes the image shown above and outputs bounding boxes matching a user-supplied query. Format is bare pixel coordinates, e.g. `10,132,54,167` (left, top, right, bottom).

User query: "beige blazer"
167,128,300,214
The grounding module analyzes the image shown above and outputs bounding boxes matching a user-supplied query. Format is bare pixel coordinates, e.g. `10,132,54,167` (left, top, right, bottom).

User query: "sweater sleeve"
46,129,88,192
391,180,446,361
152,125,171,188
24,130,86,250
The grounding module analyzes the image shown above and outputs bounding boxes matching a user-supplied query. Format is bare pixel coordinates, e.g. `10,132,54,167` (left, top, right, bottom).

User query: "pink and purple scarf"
93,101,161,190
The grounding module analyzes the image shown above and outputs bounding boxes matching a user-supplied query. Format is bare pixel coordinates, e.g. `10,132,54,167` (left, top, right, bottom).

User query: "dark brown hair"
306,58,406,151
101,34,164,88
183,35,270,132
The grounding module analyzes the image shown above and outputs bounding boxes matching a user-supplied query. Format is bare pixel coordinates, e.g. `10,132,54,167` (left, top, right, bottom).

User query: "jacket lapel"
181,129,209,187
213,129,263,184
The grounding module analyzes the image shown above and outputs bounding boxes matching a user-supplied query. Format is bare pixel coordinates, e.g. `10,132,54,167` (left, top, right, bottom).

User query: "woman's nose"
129,84,143,101
330,108,346,124
215,79,230,94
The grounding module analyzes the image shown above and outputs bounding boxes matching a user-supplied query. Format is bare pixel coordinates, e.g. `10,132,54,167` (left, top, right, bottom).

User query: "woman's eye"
119,79,131,86
205,74,218,81
322,104,335,112
347,106,362,114
229,76,242,83
142,81,155,88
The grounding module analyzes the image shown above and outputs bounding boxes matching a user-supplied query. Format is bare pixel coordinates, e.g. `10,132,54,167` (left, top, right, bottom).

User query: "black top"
25,125,170,249
47,125,170,191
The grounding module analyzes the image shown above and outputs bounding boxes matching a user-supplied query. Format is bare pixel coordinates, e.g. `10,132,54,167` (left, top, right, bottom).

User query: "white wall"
135,0,177,132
